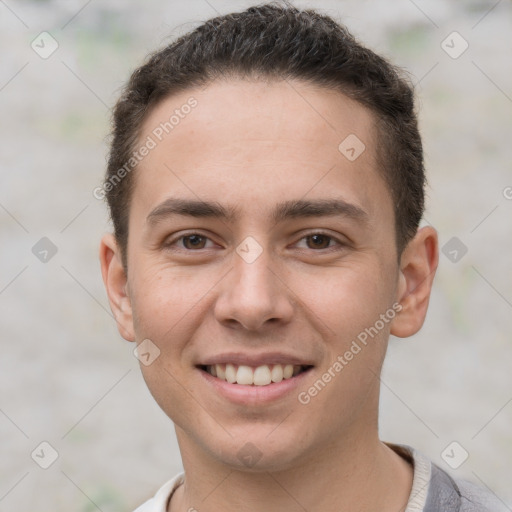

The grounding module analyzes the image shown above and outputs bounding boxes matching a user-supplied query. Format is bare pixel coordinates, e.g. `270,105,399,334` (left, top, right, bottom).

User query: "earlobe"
390,226,439,338
99,233,135,342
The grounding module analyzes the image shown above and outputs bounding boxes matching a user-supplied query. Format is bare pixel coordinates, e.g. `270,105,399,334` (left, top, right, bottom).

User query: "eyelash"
164,231,347,253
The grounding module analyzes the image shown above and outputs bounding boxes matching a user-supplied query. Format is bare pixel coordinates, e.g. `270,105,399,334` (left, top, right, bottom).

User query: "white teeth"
205,363,305,386
215,364,226,380
236,365,254,385
225,363,237,383
283,364,294,379
271,364,283,383
253,365,272,386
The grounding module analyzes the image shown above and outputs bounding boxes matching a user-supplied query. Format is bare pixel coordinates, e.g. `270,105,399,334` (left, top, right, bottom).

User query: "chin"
198,425,315,473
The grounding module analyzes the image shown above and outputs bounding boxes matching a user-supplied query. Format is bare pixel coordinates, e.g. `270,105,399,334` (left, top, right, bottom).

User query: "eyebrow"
146,197,369,226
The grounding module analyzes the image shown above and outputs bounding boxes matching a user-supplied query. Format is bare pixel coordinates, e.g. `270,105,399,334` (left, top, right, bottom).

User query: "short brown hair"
104,1,425,269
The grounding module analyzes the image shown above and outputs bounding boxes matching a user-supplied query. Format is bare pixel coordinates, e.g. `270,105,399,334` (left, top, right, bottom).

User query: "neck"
170,429,413,512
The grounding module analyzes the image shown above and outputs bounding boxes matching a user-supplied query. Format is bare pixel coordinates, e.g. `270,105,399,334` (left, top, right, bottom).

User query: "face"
100,78,437,472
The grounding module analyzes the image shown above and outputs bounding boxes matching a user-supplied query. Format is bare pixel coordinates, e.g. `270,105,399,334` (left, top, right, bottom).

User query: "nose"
214,247,294,332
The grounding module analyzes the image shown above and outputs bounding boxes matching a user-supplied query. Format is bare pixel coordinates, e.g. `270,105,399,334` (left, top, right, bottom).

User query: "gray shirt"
133,443,509,511
390,443,509,511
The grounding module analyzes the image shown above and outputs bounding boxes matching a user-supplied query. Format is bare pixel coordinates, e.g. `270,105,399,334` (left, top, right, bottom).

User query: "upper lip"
197,352,314,367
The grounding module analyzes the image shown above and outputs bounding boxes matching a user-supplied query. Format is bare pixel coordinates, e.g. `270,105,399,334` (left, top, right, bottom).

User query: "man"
99,2,507,511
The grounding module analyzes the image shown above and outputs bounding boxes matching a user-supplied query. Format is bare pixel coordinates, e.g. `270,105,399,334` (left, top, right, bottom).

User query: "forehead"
133,78,392,227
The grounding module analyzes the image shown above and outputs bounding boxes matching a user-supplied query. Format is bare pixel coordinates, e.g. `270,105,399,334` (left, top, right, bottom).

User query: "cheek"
294,260,396,343
299,262,395,406
128,265,220,400
293,268,392,433
130,263,217,341
129,268,209,426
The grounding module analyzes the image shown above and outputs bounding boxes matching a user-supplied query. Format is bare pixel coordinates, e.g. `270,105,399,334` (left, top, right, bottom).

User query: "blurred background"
0,0,511,510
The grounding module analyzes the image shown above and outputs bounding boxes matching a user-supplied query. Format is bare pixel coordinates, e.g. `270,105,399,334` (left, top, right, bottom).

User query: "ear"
390,226,439,338
99,233,135,342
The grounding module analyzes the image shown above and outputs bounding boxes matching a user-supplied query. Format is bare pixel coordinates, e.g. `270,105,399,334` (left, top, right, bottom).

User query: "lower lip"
197,367,313,405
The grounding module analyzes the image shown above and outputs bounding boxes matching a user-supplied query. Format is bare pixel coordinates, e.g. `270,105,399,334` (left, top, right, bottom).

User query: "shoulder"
455,476,510,512
386,443,509,512
428,461,509,512
132,473,185,512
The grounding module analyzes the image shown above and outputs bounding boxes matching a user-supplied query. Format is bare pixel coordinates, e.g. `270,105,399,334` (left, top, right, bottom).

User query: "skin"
100,78,438,512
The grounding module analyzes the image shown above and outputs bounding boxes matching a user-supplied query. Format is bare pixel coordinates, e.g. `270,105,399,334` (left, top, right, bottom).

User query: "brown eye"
182,234,208,249
305,234,332,249
294,231,347,252
163,232,218,252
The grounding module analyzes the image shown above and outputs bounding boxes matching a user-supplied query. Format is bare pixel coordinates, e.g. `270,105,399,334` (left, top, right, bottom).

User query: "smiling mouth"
198,363,313,386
